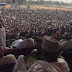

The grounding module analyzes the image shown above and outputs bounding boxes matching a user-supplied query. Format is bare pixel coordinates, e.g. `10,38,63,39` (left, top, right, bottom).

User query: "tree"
54,1,60,6
40,0,44,5
61,1,64,6
7,1,10,4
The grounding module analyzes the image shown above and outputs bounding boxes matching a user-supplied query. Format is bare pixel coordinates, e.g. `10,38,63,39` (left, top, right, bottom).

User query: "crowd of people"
0,8,72,72
1,9,72,40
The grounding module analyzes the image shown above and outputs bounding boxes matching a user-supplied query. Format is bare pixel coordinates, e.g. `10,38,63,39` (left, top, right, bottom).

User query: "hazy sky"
44,0,72,3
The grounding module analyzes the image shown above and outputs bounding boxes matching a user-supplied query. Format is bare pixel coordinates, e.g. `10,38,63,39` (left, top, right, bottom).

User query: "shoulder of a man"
51,58,70,72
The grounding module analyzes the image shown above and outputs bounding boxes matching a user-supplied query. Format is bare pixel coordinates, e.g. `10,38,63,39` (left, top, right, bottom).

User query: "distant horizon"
33,0,72,3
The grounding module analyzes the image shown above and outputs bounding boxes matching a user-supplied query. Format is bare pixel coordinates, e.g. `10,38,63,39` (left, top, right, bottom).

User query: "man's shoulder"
61,39,72,44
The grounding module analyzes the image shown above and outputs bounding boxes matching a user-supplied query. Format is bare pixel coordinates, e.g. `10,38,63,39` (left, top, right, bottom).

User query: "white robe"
12,38,35,48
11,39,23,48
13,56,70,72
0,26,6,47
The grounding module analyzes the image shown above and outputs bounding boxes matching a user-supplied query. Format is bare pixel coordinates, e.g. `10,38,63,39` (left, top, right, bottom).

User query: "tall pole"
13,0,16,16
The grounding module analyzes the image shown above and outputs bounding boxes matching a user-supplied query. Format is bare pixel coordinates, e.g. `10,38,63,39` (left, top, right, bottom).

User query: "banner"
11,5,20,10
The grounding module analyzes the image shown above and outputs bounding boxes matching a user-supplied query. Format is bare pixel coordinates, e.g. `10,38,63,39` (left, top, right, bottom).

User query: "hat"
41,36,59,53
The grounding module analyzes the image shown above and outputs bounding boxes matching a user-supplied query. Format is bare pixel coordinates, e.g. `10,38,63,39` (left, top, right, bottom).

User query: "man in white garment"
12,34,35,48
0,21,6,47
11,39,23,48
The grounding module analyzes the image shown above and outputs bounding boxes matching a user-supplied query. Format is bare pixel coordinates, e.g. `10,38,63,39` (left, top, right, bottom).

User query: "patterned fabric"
13,55,70,72
28,60,70,72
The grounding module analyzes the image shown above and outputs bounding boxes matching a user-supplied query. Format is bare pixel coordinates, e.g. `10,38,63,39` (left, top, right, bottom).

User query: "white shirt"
12,38,35,48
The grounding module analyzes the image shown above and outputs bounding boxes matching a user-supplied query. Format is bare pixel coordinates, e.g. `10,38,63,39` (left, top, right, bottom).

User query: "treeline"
28,0,72,6
1,0,72,6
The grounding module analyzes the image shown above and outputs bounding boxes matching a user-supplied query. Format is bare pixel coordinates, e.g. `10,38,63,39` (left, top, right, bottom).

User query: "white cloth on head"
12,38,35,48
11,39,23,48
0,26,6,47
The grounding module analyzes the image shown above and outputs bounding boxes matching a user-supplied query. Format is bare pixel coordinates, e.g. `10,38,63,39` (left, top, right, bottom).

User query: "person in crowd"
35,36,42,59
0,19,6,47
13,35,70,72
18,34,35,48
11,34,35,48
11,37,23,48
1,8,72,72
60,33,72,50
1,9,72,41
0,46,16,72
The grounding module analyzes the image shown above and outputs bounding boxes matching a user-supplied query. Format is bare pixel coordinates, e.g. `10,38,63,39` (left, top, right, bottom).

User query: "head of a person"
56,31,60,37
25,34,29,38
20,36,24,39
35,36,42,44
51,33,57,40
41,35,59,62
63,33,71,40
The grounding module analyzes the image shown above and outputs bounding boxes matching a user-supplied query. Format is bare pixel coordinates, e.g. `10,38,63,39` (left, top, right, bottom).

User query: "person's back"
60,39,72,50
13,56,69,72
28,60,69,72
20,38,35,48
13,36,70,72
60,33,72,50
40,35,70,72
